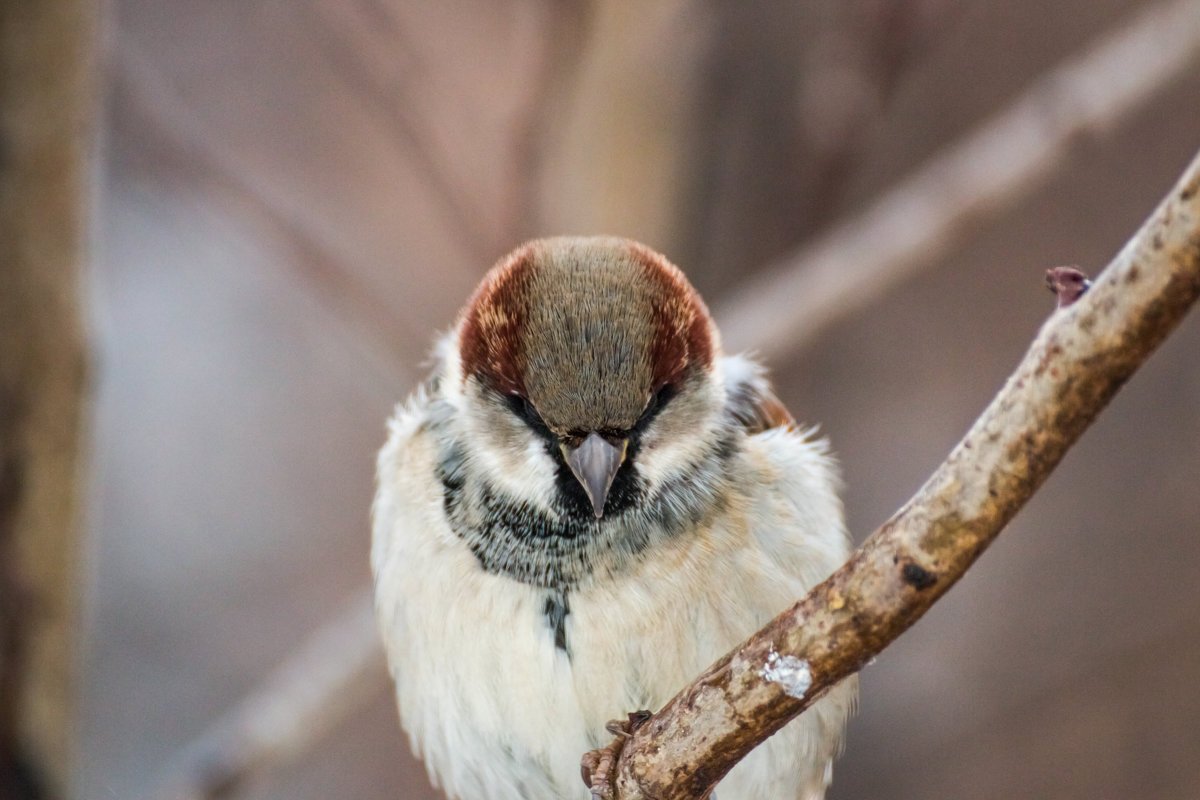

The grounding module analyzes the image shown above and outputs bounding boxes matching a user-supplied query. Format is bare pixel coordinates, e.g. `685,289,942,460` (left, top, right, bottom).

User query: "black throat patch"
436,432,737,593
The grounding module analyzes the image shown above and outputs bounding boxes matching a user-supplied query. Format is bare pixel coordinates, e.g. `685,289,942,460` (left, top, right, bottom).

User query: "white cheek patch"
476,438,558,505
458,396,561,512
437,350,562,511
634,380,725,492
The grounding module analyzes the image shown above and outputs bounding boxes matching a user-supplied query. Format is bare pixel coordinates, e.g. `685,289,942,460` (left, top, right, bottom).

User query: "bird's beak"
562,433,627,519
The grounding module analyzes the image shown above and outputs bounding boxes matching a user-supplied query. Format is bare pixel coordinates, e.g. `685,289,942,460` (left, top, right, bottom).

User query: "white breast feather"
372,382,857,800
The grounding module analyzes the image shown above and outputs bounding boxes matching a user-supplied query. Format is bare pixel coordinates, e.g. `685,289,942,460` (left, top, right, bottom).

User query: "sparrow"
372,236,856,800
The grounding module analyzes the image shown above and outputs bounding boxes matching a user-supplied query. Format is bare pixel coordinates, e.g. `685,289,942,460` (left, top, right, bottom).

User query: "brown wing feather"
728,376,795,434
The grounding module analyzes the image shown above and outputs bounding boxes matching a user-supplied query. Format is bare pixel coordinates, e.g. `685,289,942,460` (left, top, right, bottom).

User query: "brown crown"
458,237,715,433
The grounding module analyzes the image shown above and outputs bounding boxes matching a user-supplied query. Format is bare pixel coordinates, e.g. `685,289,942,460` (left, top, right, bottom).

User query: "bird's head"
450,236,724,520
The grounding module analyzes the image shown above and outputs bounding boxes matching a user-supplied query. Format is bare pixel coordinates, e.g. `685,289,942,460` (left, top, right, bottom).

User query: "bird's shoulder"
719,355,848,570
370,362,458,559
721,353,796,434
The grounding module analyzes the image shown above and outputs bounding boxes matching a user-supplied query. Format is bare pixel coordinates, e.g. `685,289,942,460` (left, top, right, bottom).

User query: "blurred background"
3,0,1200,798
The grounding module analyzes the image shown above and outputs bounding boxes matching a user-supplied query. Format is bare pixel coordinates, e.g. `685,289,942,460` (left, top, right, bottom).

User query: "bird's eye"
636,384,676,429
504,393,547,431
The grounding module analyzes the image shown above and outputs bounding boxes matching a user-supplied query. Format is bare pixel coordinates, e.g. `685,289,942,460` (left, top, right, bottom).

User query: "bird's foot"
580,710,653,800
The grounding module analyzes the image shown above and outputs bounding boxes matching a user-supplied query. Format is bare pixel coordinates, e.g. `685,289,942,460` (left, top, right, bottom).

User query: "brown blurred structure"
1,2,94,798
86,1,1200,799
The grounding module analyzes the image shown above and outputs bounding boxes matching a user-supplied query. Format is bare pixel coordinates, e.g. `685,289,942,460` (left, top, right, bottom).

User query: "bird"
371,236,856,800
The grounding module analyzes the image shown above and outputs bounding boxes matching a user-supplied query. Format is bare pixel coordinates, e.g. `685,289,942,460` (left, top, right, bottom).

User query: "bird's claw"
581,711,653,800
605,710,652,739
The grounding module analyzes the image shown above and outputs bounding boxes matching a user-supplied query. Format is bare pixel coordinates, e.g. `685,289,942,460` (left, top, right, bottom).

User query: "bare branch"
305,2,496,263
716,0,1200,361
313,0,592,255
678,0,961,284
147,593,385,800
501,0,593,242
114,43,422,392
590,150,1200,799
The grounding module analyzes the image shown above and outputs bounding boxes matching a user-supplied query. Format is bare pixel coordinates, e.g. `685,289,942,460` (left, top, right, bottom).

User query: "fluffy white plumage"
372,237,855,799
373,348,855,800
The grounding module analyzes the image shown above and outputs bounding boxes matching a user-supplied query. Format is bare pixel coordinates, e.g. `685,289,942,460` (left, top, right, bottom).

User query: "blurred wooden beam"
0,1,95,797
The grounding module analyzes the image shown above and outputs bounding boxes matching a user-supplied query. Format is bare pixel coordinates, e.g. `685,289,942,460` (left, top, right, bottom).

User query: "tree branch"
147,594,384,800
588,149,1200,799
501,0,593,243
114,42,422,392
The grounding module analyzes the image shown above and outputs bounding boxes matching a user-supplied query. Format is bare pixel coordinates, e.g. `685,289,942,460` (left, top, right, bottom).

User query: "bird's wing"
721,354,796,434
